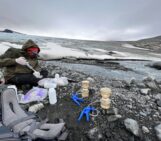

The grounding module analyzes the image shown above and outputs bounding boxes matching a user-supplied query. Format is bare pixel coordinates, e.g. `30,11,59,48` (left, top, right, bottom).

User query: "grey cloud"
0,0,161,40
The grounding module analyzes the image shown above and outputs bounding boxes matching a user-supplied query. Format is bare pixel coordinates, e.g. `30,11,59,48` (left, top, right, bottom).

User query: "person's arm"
0,58,17,67
34,60,41,72
0,57,28,68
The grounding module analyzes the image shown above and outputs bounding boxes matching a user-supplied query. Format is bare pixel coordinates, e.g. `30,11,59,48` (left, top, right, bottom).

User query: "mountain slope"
0,28,161,53
129,36,161,52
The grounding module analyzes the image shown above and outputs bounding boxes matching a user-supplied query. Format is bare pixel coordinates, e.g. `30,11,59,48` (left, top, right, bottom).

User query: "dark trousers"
6,69,48,88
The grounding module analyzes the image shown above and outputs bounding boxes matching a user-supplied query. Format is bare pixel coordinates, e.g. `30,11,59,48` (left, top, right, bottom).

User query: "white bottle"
48,88,57,105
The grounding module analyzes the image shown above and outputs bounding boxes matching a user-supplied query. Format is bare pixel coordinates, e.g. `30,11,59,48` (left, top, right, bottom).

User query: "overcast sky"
0,0,161,41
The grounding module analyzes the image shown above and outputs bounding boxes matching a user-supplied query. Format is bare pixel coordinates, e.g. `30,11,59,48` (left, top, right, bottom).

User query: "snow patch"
0,41,161,61
122,43,149,51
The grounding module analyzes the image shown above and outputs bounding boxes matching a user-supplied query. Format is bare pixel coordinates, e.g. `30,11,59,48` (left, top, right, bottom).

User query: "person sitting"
0,39,48,89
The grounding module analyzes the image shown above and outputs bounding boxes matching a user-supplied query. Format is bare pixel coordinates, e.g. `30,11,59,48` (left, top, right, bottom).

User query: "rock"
154,112,159,117
136,83,146,88
89,88,96,95
150,62,161,70
143,76,154,82
158,107,161,112
130,77,136,85
123,80,131,88
102,108,115,115
140,88,151,95
142,126,150,133
124,118,140,136
113,107,119,115
98,133,103,140
154,94,161,100
140,112,147,117
143,78,160,91
146,81,158,90
87,127,99,139
127,104,133,109
145,95,150,100
157,100,161,107
155,124,161,141
107,114,122,122
87,77,95,83
111,81,124,88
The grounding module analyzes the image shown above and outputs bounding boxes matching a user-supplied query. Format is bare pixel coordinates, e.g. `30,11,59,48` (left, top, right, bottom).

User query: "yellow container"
82,81,89,89
100,87,111,98
100,98,111,109
81,88,89,98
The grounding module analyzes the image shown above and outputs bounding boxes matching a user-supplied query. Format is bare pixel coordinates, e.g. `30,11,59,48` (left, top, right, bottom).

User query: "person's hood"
21,39,40,52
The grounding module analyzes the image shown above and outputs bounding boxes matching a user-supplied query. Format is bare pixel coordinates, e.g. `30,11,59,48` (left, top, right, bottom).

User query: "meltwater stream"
46,60,161,82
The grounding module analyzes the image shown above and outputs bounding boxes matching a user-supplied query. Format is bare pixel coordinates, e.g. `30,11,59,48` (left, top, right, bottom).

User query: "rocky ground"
1,30,161,141
1,59,161,141
30,60,161,141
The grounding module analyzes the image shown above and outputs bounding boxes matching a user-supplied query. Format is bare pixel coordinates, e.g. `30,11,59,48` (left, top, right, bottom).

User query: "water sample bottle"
48,88,57,105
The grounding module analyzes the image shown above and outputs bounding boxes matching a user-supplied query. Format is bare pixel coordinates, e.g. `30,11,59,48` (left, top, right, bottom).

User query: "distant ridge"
0,29,24,34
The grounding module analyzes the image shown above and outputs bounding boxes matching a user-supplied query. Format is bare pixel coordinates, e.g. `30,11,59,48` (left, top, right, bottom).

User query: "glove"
33,71,43,78
15,57,28,65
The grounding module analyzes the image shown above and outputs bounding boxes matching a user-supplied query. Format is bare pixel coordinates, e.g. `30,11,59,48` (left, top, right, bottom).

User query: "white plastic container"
54,73,68,86
44,81,57,89
48,88,57,105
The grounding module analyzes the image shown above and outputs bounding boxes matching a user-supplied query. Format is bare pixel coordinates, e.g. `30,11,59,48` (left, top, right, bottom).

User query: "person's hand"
33,71,43,78
15,57,28,65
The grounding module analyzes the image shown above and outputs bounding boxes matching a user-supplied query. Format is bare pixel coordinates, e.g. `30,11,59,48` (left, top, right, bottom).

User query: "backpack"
0,85,8,120
0,85,21,140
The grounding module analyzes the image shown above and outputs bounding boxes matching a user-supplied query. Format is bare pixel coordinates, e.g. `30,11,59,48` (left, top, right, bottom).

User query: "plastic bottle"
48,88,57,105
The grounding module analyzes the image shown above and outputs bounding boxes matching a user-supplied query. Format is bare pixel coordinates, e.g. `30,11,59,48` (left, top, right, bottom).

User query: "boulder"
140,88,151,95
150,62,161,70
124,118,140,136
155,124,161,141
